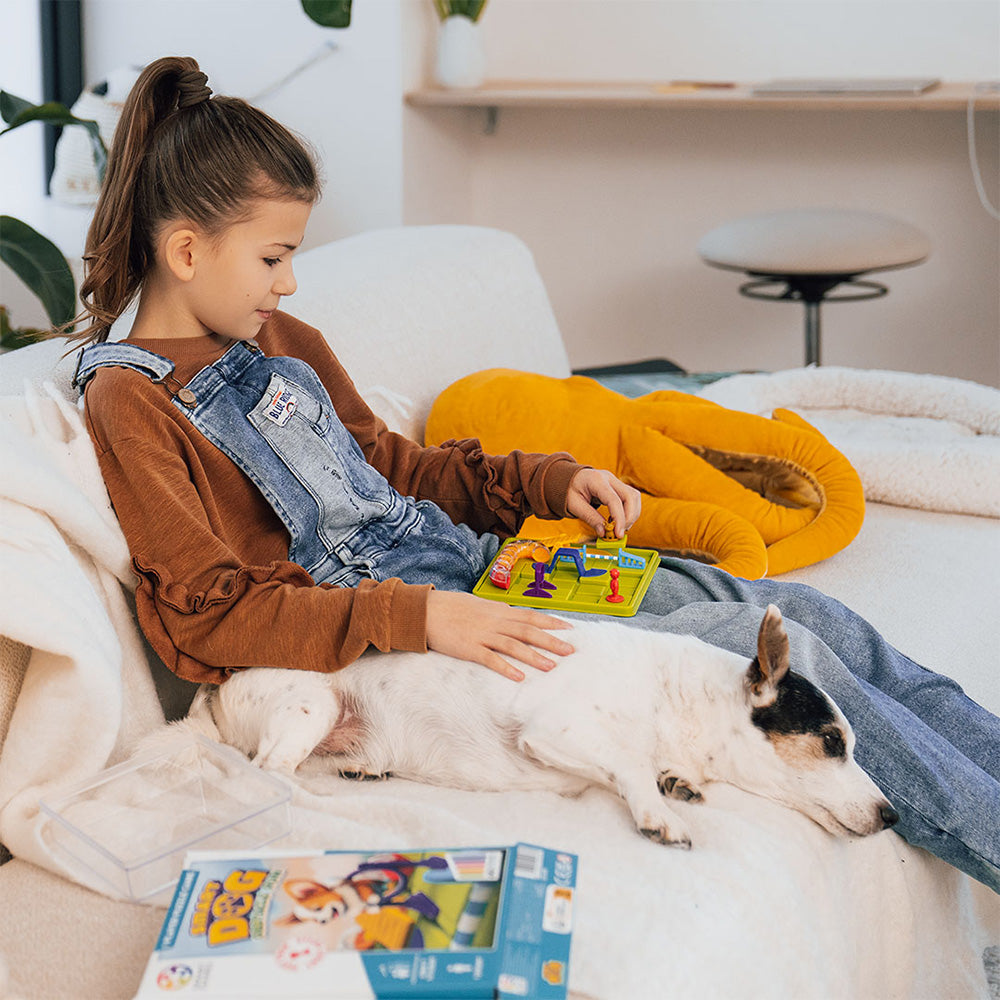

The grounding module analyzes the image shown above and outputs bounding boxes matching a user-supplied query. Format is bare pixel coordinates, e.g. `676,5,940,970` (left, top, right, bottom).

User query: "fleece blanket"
0,388,996,1000
699,366,1000,517
0,388,164,863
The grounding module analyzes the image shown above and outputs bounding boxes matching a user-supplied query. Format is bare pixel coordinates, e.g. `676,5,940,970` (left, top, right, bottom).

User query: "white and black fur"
187,605,898,848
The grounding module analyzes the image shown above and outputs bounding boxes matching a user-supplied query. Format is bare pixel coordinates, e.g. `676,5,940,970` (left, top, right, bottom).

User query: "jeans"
604,558,1000,891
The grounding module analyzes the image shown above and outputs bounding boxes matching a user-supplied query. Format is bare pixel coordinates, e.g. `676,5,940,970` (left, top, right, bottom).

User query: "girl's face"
187,197,312,341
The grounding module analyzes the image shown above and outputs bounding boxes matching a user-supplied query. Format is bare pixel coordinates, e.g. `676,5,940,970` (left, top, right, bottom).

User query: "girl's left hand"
565,468,642,538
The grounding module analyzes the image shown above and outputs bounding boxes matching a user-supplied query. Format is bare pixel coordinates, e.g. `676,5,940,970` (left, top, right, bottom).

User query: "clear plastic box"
39,734,291,903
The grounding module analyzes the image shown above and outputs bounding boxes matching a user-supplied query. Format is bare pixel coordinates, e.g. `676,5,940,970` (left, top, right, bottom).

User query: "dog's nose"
880,803,900,828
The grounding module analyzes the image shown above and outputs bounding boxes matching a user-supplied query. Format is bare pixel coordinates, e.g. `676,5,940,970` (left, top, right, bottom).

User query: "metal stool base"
738,275,888,366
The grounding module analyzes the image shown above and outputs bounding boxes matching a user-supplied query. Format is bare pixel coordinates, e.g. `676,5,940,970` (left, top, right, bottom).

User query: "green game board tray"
472,537,659,617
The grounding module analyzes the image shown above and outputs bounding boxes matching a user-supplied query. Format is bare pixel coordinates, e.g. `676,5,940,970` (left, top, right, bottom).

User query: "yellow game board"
472,537,659,617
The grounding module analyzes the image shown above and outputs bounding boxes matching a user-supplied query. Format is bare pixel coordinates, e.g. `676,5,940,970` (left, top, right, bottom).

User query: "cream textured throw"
0,386,164,870
0,388,994,1000
699,367,1000,517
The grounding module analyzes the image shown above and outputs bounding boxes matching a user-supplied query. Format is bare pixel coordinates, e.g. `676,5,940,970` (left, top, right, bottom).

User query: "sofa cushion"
0,227,571,443
0,859,165,998
0,337,79,403
290,225,571,440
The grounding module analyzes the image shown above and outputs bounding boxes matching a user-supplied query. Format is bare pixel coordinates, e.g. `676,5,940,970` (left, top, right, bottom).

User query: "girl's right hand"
425,590,575,682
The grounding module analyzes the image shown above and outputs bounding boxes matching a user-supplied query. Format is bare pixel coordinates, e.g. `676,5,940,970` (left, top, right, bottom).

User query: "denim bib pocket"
247,372,393,535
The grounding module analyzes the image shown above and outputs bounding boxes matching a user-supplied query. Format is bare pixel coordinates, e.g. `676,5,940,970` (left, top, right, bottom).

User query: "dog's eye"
822,731,846,759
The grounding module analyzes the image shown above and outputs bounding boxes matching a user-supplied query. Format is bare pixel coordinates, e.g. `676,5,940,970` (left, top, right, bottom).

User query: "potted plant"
0,92,106,349
432,1,489,89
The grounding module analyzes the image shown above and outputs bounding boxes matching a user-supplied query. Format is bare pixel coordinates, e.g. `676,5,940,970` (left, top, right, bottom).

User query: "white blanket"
0,388,164,866
0,389,995,1000
699,366,1000,517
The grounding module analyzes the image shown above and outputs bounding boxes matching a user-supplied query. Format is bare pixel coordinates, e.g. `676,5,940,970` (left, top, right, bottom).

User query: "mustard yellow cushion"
425,370,865,579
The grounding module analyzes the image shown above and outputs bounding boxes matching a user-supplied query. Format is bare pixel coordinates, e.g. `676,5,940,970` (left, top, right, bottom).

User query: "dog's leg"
253,687,342,775
614,766,694,848
519,725,693,848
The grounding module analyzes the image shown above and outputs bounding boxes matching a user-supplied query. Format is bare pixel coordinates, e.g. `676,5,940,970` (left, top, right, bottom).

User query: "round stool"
697,209,931,366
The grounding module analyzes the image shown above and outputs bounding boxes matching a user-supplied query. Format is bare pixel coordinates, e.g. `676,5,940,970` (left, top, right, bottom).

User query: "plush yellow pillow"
425,370,865,579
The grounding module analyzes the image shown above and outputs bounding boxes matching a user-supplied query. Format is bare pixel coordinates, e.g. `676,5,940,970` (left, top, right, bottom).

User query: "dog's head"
734,605,899,838
279,878,358,925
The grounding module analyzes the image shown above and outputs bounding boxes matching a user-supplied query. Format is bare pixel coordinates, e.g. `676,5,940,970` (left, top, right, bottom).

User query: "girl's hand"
425,590,574,681
565,468,642,538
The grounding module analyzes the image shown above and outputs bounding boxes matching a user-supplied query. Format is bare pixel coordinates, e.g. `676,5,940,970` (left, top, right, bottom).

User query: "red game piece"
606,567,624,603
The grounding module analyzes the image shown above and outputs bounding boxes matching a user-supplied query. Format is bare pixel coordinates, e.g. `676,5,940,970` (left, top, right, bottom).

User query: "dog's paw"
656,771,704,803
252,753,301,775
338,769,392,782
634,803,693,849
639,825,693,850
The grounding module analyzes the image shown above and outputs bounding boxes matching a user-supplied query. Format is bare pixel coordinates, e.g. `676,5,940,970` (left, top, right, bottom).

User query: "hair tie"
177,70,212,109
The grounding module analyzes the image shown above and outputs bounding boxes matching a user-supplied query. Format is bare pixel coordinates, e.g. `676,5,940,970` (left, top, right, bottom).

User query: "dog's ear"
746,604,790,706
282,879,332,903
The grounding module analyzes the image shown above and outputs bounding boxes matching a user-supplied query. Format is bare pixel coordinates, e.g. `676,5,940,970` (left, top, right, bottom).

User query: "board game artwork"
473,534,658,617
136,843,577,999
187,850,502,955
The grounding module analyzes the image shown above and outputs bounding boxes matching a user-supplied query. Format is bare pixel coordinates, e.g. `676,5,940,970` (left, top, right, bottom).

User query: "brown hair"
66,56,321,344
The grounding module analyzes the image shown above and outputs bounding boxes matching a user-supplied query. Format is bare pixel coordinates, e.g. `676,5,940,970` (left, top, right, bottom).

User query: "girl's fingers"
486,655,525,682
425,591,575,680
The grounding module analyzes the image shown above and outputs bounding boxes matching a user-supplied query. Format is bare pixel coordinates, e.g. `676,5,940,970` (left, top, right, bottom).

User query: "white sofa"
0,225,997,1000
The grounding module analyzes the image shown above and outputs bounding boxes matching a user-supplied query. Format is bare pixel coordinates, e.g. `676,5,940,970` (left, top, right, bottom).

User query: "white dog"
188,605,898,848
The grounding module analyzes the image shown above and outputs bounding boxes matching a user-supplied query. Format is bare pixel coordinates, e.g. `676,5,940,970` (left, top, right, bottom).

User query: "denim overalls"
75,339,499,591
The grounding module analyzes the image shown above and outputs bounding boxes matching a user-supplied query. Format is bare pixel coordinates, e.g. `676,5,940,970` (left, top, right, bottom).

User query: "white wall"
81,0,403,251
403,0,1000,384
0,0,47,329
3,0,406,330
478,0,999,82
4,0,998,383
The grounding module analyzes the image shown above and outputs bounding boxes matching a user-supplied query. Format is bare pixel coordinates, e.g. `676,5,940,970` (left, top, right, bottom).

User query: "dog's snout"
879,803,900,829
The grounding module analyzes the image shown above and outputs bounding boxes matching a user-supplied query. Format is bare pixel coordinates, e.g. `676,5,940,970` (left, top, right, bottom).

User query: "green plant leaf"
0,306,47,350
0,216,76,327
0,91,34,124
301,0,352,28
0,91,107,183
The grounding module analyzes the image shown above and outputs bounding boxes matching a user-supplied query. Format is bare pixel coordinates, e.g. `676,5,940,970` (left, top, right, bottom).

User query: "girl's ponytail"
74,57,200,343
66,56,319,345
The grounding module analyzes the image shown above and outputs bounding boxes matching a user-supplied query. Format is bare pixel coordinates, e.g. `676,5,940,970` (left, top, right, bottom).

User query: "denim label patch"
263,380,298,427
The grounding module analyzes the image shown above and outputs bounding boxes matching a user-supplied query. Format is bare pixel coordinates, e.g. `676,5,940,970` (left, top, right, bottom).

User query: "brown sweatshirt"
83,312,583,684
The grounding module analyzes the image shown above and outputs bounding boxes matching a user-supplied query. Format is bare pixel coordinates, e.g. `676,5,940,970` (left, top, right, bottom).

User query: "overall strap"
73,342,176,394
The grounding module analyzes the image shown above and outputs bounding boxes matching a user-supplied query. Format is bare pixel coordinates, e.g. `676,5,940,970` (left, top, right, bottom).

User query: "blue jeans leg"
620,561,1000,892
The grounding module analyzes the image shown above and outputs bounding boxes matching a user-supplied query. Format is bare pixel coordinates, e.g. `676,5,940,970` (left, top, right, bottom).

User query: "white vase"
434,15,486,89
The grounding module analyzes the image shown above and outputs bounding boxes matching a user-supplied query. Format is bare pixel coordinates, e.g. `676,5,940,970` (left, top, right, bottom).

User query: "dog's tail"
126,685,223,762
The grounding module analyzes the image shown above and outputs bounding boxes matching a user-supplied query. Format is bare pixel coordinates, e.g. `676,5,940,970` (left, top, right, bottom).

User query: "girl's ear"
162,226,200,282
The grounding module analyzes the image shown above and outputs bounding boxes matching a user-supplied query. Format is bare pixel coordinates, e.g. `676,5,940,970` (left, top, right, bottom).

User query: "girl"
71,57,998,892
73,56,640,686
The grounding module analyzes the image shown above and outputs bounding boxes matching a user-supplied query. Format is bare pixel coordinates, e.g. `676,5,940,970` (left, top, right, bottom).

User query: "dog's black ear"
746,605,790,705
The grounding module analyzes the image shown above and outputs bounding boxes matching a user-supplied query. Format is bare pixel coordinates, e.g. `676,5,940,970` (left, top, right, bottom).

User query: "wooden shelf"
406,80,1000,113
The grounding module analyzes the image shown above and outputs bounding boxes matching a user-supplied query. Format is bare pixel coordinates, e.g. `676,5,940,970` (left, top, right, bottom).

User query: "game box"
133,842,576,999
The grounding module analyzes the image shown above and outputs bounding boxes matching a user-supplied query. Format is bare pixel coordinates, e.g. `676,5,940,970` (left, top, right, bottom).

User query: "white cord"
249,40,339,103
967,81,1000,221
